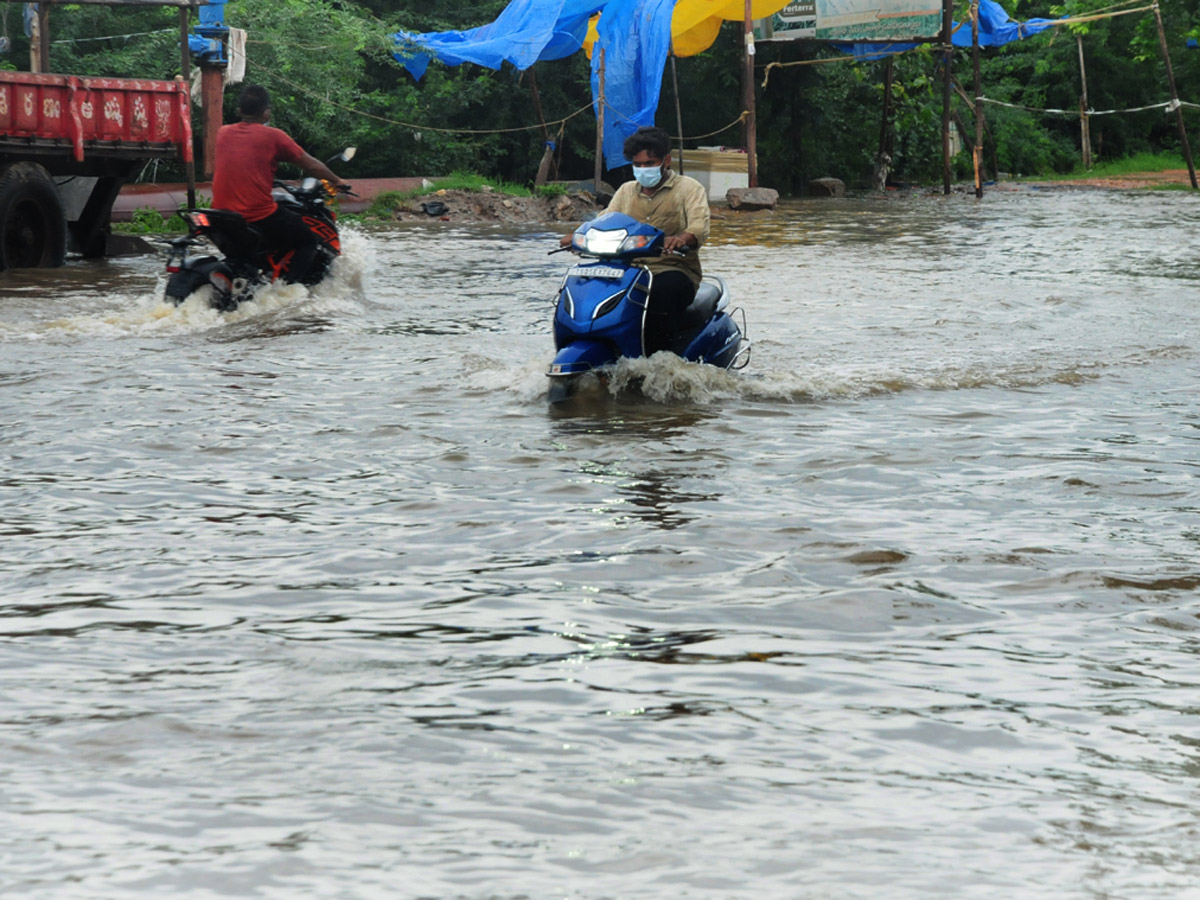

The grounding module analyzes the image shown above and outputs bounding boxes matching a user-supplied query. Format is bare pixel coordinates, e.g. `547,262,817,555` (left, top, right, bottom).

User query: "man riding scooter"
211,85,348,284
560,125,711,354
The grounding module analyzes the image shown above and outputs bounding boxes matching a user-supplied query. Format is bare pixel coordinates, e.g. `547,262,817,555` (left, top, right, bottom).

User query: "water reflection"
550,394,720,529
548,393,714,438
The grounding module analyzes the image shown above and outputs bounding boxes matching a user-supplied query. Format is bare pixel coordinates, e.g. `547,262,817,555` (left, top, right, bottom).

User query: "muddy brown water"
2,190,1200,899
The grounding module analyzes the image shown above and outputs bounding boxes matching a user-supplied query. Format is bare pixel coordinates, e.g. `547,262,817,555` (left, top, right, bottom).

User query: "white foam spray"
5,227,372,341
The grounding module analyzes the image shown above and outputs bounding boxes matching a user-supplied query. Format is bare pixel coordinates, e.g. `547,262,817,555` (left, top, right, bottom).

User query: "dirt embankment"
995,169,1197,191
382,188,603,225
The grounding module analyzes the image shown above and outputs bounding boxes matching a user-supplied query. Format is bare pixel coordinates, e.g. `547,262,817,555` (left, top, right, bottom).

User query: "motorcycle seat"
681,282,720,330
202,209,265,257
667,281,723,355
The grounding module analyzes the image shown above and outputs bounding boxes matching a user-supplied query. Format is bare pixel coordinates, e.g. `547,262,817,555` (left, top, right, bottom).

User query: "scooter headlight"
618,234,655,254
581,227,628,255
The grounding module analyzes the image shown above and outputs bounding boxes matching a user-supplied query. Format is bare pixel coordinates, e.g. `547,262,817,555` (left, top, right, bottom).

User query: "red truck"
0,70,193,270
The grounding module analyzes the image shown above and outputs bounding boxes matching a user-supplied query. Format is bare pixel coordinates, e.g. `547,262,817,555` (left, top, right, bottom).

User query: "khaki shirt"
606,169,710,286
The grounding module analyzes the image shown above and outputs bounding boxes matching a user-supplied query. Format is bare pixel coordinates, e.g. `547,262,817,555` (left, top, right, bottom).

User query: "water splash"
2,228,372,342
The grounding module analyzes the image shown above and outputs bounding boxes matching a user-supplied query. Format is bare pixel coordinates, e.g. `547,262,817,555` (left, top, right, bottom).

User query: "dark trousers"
644,270,696,355
253,206,319,284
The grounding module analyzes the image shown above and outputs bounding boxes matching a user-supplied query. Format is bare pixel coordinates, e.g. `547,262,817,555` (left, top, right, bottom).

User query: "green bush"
112,207,187,234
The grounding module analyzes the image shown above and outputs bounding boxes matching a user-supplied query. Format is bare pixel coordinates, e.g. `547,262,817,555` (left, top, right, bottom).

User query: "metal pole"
670,52,685,174
972,0,983,197
1077,34,1092,170
941,0,953,194
743,0,757,187
594,48,605,196
1152,2,1196,189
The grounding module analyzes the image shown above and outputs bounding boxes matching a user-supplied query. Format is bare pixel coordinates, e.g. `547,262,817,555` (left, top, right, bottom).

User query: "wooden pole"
528,67,556,186
941,0,953,194
529,69,549,143
200,64,224,180
179,7,191,80
28,5,40,73
743,0,758,187
670,52,685,174
1152,2,1196,189
36,4,50,74
874,56,894,191
1077,34,1092,170
972,0,983,197
180,6,196,208
594,48,605,196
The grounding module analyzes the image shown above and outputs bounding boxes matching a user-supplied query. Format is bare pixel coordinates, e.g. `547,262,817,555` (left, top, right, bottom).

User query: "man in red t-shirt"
211,85,347,283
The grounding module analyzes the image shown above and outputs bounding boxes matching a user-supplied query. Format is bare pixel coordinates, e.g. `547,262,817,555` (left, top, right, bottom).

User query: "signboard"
760,0,943,42
764,0,816,39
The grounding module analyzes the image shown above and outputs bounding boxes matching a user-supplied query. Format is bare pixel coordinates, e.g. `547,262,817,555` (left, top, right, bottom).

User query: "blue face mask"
633,164,664,189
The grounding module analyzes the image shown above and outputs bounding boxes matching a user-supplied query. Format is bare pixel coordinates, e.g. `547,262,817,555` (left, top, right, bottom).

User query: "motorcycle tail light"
166,265,181,273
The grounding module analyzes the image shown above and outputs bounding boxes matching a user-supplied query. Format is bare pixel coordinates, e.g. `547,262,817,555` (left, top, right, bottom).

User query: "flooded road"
2,189,1200,900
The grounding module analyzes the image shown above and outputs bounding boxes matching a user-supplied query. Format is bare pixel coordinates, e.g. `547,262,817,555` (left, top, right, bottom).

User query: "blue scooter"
547,212,750,402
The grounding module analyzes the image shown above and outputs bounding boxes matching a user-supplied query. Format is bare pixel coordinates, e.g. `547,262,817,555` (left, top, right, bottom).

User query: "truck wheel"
0,162,67,270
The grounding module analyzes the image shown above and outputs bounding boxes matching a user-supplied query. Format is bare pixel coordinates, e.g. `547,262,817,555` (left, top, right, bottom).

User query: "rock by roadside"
382,189,602,225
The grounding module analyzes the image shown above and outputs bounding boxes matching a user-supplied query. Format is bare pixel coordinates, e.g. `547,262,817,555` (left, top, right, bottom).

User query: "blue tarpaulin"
393,0,1064,168
588,0,676,170
394,0,601,80
393,0,676,169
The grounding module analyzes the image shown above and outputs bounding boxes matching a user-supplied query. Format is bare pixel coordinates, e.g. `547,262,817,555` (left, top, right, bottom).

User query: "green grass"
434,171,533,196
1034,152,1189,182
355,172,569,220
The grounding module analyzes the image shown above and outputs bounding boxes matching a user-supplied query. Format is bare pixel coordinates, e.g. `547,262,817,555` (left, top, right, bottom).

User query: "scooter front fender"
548,340,617,377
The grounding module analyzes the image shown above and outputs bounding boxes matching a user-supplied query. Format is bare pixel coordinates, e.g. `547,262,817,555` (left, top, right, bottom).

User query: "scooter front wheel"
547,376,579,404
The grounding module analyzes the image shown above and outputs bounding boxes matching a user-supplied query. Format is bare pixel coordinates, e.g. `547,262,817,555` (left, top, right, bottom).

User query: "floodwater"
2,188,1200,900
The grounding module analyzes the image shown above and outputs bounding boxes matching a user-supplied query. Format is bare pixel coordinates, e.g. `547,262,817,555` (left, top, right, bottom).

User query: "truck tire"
0,162,67,270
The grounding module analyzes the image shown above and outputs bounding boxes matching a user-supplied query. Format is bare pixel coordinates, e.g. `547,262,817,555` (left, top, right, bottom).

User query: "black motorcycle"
162,149,356,311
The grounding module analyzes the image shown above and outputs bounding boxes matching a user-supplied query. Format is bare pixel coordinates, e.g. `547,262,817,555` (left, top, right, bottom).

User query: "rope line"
979,96,1200,116
51,27,175,45
762,44,925,87
1048,4,1155,26
678,110,749,141
598,98,748,141
1080,0,1152,15
247,58,595,136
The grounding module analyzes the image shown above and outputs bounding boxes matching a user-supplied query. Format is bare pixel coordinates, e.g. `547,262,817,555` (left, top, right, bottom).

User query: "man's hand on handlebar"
662,233,694,255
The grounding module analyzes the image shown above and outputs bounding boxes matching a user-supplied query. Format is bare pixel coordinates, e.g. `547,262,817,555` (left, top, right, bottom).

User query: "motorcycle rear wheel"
164,269,213,306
